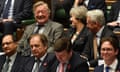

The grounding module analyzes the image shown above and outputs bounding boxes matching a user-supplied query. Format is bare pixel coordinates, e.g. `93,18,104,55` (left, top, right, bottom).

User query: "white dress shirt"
104,59,118,72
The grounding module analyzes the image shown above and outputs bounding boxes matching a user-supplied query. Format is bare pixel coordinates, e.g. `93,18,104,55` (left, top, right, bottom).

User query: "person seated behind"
83,9,116,67
0,0,33,35
50,37,89,72
18,1,64,56
22,34,56,72
0,34,27,72
94,37,120,72
51,0,76,28
65,6,93,56
74,0,107,20
107,0,120,30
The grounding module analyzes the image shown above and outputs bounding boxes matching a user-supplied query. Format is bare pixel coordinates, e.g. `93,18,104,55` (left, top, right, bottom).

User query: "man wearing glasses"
0,34,27,72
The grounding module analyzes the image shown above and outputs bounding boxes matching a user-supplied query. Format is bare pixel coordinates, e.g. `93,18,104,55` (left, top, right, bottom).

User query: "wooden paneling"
105,0,117,5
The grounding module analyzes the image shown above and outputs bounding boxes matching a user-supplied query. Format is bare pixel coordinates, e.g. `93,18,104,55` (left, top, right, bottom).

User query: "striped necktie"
2,0,12,18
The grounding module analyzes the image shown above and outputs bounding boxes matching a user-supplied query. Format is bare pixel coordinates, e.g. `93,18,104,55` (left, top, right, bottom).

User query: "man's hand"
74,0,83,7
2,18,13,23
107,21,119,27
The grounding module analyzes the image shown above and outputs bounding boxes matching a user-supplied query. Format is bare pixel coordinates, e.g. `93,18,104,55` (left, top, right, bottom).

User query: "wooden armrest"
89,67,94,72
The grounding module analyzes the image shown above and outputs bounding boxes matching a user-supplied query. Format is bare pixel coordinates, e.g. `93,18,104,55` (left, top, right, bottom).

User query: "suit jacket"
87,0,106,12
50,52,89,72
107,1,120,22
0,0,33,22
18,20,64,56
83,26,116,67
65,26,93,55
94,60,120,72
23,53,56,72
0,52,27,72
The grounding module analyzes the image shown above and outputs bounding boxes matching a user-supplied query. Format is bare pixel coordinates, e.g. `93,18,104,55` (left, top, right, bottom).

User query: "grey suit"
18,20,64,56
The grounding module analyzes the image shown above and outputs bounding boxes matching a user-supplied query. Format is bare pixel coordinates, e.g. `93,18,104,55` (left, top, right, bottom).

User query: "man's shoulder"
45,53,56,61
48,20,63,27
71,52,87,64
94,64,104,72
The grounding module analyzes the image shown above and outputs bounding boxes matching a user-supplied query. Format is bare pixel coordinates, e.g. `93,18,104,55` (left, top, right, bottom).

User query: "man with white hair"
83,9,116,67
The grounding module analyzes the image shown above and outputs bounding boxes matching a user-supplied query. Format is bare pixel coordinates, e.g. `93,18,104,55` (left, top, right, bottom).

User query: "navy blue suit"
94,61,120,72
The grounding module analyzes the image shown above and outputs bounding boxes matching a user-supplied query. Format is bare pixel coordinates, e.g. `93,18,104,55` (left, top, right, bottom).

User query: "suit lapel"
25,57,35,72
13,0,18,9
0,55,6,71
11,53,19,72
28,24,36,35
40,54,48,72
100,65,104,72
43,20,52,36
115,60,120,71
0,0,6,13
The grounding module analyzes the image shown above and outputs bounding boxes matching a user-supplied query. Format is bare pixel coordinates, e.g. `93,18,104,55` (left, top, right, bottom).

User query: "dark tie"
2,58,11,72
2,0,12,18
59,63,65,72
34,25,44,34
105,66,110,72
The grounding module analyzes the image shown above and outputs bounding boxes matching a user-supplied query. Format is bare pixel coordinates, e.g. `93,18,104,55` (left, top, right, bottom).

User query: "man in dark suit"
82,9,116,67
94,37,120,72
23,34,56,72
50,37,89,72
18,1,64,56
0,0,33,34
0,34,27,72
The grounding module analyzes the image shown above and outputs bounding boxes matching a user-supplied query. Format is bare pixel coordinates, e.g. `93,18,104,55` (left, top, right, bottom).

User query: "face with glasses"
2,35,17,56
100,41,118,62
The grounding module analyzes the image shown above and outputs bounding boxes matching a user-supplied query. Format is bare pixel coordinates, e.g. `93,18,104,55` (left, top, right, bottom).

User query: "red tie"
59,63,64,72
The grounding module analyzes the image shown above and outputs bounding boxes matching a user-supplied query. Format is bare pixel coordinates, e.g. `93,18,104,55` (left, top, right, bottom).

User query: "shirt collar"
96,26,104,37
104,58,118,71
35,53,47,62
7,52,17,62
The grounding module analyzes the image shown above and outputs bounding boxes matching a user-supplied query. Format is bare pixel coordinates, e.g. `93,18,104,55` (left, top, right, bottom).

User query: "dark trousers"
0,21,17,35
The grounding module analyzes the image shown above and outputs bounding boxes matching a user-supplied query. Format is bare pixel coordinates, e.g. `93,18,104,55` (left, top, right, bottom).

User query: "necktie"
33,59,41,72
34,26,41,34
2,58,11,72
34,25,44,34
59,63,65,72
105,66,110,72
93,36,98,59
2,0,12,18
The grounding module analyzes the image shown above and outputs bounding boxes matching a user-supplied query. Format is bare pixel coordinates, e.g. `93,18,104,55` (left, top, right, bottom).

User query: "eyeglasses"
2,41,14,46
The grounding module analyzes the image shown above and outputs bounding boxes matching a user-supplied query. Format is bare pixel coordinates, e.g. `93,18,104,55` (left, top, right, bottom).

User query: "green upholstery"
55,8,67,19
21,19,35,26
